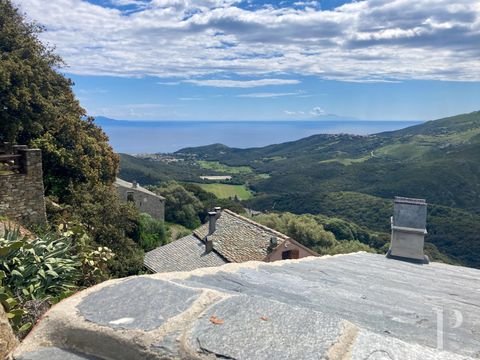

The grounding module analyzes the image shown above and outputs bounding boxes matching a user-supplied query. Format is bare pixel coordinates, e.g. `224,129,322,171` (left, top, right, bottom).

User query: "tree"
154,181,203,229
0,0,118,198
0,0,144,278
255,212,337,252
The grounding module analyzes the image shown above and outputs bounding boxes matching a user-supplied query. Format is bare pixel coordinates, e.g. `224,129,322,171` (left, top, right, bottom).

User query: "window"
282,249,299,259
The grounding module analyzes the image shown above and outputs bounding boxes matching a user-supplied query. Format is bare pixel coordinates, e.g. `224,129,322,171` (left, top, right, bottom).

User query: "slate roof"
114,177,165,199
194,209,310,263
144,209,316,273
144,234,227,273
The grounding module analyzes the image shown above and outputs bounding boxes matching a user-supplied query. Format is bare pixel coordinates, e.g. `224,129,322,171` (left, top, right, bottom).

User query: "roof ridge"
222,209,289,240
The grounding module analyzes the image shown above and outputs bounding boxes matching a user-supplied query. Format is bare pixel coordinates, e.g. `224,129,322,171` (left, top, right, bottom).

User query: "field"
197,160,252,174
193,183,253,200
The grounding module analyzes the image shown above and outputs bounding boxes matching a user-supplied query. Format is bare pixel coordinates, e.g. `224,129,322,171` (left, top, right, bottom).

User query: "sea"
98,120,423,154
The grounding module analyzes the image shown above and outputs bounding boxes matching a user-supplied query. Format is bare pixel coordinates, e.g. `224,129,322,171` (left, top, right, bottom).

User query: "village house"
114,178,165,222
144,207,317,273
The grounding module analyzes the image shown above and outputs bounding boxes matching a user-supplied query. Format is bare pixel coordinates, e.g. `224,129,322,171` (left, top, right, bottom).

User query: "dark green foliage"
135,213,167,252
255,212,336,251
0,226,81,334
64,184,144,277
0,0,119,198
0,228,79,301
316,215,390,249
152,181,203,229
254,212,377,255
119,154,201,185
0,0,144,281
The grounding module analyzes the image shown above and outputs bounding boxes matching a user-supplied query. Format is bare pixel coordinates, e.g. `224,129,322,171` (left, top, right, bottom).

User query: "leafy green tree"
0,0,118,198
255,212,337,252
153,181,203,229
64,184,144,277
0,0,145,279
134,213,167,252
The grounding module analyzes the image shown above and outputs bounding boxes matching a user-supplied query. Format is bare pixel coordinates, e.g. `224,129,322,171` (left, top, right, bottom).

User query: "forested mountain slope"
178,111,480,213
175,111,480,268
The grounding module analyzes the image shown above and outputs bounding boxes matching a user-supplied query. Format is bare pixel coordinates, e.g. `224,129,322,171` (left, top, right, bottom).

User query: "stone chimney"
132,180,138,188
387,196,429,264
205,236,214,253
270,236,278,247
208,211,217,235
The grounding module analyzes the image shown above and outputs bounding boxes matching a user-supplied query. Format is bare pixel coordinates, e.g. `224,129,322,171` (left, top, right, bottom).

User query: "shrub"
135,213,167,252
0,226,81,334
0,227,79,301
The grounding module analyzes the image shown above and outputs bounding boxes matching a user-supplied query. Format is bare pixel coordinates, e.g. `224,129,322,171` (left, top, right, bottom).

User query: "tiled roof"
114,177,165,199
194,209,293,263
144,234,227,273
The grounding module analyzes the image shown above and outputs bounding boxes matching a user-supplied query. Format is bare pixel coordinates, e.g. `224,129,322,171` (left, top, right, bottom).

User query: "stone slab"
16,347,99,360
78,277,201,331
13,253,480,359
178,253,480,357
189,295,343,359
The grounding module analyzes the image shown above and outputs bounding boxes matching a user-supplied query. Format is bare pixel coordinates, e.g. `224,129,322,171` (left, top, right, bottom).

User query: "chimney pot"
208,211,217,235
270,236,278,247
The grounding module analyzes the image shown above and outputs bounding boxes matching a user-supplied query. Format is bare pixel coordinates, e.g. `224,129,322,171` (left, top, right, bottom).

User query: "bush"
0,227,79,301
64,184,144,278
153,181,203,229
255,212,336,253
0,226,80,334
135,213,167,252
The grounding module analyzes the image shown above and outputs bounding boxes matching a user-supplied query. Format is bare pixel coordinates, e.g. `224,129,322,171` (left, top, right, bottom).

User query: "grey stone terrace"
14,252,480,359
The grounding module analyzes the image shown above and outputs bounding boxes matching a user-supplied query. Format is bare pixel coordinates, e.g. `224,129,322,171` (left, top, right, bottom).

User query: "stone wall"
0,148,47,226
115,179,165,222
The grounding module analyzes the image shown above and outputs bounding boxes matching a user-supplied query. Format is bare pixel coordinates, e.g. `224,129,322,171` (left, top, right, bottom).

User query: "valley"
120,111,480,268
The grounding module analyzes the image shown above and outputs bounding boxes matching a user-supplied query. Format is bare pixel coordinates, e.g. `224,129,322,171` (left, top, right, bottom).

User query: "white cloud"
185,79,300,88
310,106,326,116
13,0,480,82
284,110,306,115
237,91,299,98
157,81,181,85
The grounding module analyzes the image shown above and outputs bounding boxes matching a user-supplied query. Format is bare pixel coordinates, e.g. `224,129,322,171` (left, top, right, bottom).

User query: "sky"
13,0,480,121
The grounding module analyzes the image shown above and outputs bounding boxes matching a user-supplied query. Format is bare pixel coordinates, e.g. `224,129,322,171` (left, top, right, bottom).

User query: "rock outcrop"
13,253,480,359
1,304,18,359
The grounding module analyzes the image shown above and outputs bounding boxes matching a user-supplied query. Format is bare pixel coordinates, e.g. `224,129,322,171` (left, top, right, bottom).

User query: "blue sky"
15,0,480,121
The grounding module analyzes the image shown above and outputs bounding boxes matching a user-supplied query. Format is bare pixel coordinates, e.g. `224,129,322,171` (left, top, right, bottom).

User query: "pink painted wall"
266,240,316,262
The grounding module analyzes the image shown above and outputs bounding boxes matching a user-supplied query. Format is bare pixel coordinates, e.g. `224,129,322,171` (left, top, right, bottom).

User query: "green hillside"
175,111,480,268
178,111,480,213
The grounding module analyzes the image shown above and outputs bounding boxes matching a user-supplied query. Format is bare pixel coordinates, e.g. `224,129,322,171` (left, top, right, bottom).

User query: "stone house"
114,178,165,222
144,208,317,273
0,144,46,226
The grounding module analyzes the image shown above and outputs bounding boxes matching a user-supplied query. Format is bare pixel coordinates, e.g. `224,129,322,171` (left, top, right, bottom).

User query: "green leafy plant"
57,222,115,287
0,230,31,333
0,228,80,301
0,226,82,335
135,213,167,252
